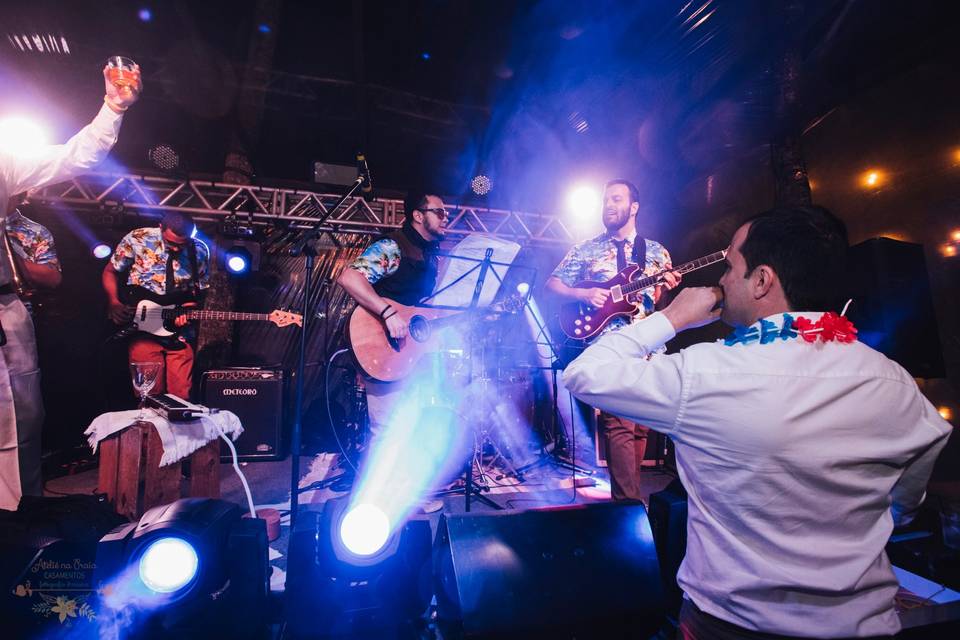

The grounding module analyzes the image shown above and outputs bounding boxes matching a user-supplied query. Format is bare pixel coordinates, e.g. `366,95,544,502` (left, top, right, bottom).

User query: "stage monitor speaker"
648,479,688,616
201,369,286,462
846,238,945,378
433,502,664,639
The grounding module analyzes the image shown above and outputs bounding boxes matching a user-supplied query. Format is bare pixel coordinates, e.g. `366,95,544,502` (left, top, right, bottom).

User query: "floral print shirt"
4,209,59,271
552,233,672,336
348,237,402,284
110,226,210,295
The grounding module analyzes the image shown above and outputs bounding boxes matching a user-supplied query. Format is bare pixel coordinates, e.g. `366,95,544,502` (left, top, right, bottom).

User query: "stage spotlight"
0,117,49,156
951,229,960,243
226,250,250,274
286,496,432,638
138,8,152,22
515,281,530,296
567,184,600,218
93,243,113,259
138,537,199,594
147,143,180,172
221,240,261,274
471,174,493,196
95,498,269,638
339,503,391,556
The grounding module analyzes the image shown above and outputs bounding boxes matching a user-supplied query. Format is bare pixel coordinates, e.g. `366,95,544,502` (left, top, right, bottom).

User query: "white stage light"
138,536,199,594
0,117,49,157
339,504,391,556
566,185,600,220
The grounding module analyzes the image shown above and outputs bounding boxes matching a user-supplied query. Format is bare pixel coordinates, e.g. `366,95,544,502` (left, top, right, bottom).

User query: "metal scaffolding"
29,172,576,246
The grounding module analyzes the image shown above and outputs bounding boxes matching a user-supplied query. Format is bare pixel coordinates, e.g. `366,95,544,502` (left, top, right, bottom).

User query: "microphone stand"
287,174,367,528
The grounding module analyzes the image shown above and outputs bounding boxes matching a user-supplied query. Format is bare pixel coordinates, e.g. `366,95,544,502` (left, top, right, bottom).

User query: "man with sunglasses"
337,191,448,450
102,211,210,399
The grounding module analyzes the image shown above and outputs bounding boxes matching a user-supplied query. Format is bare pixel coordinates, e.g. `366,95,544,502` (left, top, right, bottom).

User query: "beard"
602,209,630,231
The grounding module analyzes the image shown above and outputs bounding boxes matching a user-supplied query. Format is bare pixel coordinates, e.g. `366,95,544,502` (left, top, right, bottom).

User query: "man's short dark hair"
160,211,195,238
403,192,433,218
740,205,849,312
604,179,640,204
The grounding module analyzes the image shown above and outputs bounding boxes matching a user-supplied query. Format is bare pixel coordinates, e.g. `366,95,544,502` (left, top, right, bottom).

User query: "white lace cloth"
85,409,243,467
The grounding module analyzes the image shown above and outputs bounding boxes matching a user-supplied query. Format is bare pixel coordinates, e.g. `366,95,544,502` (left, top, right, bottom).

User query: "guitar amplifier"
201,369,286,462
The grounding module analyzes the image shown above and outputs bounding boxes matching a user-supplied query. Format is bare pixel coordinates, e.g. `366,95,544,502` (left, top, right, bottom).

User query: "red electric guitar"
558,250,727,340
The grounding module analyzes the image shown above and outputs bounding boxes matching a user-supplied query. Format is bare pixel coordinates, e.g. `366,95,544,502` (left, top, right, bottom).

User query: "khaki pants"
598,410,649,502
0,293,44,507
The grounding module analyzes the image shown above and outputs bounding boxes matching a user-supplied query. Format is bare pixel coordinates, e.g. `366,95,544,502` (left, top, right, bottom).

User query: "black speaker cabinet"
433,502,664,639
648,479,688,616
846,238,945,378
201,369,286,462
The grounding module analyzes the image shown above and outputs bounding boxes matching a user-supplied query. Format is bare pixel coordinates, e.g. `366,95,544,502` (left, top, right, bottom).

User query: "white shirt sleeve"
562,311,684,433
889,397,953,526
0,102,123,197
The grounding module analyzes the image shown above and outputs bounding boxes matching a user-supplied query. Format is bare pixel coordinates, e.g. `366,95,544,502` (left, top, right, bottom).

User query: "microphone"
356,153,373,194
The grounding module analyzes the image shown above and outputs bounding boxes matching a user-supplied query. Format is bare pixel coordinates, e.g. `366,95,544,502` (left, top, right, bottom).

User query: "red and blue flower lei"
724,312,858,347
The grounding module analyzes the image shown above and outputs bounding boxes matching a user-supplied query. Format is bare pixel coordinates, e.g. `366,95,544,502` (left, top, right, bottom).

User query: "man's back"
673,315,949,636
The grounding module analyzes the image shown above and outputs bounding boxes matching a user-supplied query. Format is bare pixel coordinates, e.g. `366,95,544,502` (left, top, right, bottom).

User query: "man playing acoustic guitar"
546,179,680,501
336,191,448,448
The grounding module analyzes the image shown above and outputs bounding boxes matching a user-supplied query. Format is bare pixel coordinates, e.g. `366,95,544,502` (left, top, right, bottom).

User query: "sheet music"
429,234,521,308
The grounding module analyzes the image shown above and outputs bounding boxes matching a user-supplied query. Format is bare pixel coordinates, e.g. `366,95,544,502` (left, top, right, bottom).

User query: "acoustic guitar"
348,297,516,382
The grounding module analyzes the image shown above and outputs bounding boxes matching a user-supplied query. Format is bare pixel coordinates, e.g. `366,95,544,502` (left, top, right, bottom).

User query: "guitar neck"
164,310,270,322
621,250,727,295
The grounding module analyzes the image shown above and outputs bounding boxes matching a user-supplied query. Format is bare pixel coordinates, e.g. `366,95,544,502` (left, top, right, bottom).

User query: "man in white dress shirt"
564,205,952,639
0,64,141,510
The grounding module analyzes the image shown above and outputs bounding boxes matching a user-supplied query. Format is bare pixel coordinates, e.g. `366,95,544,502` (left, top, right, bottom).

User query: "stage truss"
29,172,576,247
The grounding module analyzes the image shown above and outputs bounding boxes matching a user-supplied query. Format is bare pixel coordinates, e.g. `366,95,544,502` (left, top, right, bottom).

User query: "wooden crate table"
85,410,243,520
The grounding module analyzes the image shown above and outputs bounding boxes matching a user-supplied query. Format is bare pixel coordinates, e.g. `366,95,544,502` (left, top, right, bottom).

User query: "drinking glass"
106,56,138,89
129,361,161,420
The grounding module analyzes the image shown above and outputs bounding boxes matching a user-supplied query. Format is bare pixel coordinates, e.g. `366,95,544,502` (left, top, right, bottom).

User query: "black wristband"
383,310,398,321
379,303,393,319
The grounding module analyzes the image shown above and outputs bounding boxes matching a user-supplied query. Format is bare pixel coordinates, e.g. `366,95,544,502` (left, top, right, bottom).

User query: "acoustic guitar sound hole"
409,315,430,342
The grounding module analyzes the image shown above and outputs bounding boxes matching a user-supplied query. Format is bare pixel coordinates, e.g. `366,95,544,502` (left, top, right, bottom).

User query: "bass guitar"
348,297,518,382
559,250,727,340
118,286,302,342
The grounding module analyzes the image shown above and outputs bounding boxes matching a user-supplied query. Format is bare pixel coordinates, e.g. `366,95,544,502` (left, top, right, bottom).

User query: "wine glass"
106,56,138,89
129,361,161,420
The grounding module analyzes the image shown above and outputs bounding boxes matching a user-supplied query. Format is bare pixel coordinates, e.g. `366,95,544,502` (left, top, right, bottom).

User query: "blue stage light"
339,504,391,556
93,243,112,259
138,8,152,22
226,251,250,274
138,536,199,594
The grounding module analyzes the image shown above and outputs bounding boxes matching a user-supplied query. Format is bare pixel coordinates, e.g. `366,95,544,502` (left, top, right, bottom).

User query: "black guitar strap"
186,240,200,300
632,236,646,269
